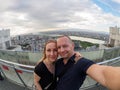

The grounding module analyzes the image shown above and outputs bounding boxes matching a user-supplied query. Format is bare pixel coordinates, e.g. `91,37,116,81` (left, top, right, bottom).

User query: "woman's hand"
74,52,82,62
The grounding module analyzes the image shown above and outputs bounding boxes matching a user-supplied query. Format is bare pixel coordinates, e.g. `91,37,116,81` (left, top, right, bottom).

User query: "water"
70,36,105,44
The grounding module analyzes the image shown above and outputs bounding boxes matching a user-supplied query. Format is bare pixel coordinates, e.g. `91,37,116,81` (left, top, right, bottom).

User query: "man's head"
57,35,75,60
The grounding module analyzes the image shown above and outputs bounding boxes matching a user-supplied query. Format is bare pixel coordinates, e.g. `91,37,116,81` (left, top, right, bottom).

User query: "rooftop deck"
0,78,108,90
0,78,30,90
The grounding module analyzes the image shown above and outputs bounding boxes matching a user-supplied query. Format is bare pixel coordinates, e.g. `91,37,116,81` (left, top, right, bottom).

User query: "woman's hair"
37,39,57,64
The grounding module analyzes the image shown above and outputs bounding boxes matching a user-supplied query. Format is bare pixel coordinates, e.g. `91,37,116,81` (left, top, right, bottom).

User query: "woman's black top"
34,61,56,90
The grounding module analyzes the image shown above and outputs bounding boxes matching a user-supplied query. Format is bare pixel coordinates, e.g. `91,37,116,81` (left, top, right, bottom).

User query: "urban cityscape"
1,26,120,52
0,26,120,90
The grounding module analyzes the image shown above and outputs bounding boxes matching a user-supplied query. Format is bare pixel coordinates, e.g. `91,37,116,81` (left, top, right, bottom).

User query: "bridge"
0,55,120,90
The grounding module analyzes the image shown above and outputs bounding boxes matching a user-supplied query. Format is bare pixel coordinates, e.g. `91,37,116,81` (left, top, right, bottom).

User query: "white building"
0,29,11,49
109,26,120,47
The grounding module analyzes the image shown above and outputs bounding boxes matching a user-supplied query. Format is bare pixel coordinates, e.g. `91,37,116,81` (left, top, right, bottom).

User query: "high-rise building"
0,29,11,49
109,26,120,47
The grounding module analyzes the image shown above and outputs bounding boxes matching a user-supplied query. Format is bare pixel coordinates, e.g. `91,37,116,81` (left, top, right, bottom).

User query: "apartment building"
109,26,120,47
0,29,11,49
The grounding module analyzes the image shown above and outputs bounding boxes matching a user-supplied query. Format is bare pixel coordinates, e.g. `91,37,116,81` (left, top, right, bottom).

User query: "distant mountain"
40,28,109,35
39,28,109,41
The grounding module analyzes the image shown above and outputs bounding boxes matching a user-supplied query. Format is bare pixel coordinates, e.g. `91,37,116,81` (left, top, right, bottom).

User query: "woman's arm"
34,73,43,90
87,64,120,90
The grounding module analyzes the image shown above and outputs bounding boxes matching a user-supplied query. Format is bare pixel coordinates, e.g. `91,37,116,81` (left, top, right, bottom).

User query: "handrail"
0,59,35,89
1,56,120,66
0,56,120,73
97,56,120,65
0,56,120,79
0,59,35,69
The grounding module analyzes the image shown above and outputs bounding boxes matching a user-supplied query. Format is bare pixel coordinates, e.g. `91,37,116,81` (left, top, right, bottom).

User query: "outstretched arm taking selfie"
87,64,120,90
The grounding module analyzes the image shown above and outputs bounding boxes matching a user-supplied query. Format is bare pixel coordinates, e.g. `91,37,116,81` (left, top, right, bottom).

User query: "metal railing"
0,56,120,90
0,58,35,90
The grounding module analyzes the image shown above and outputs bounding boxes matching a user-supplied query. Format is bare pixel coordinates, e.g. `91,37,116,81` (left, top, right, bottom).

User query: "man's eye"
63,45,67,48
54,49,57,51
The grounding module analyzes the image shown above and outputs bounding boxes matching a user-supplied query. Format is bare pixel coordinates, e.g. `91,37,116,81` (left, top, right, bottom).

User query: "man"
55,35,120,90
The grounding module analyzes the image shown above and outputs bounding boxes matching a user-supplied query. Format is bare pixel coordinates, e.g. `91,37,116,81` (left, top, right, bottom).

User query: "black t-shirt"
34,61,56,90
55,56,94,90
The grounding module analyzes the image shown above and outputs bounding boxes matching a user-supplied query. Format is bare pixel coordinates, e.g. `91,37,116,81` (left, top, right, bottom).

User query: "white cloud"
0,0,17,11
0,0,120,35
112,0,120,3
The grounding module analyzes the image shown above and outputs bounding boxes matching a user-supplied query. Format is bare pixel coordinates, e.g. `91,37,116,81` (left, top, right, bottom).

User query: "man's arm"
87,64,120,90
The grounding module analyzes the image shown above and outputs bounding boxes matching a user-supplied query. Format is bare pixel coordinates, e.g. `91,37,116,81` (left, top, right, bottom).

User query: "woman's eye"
47,49,51,52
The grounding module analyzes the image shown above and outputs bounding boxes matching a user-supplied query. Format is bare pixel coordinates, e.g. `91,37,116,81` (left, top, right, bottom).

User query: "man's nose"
50,51,54,55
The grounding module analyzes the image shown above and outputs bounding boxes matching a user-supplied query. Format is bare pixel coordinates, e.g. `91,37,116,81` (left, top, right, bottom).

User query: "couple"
34,35,120,90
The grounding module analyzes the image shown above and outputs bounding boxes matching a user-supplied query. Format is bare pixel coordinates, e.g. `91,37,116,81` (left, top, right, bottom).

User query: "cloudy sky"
0,0,120,35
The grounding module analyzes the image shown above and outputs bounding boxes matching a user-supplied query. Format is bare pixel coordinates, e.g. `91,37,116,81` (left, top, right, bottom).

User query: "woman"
34,40,58,90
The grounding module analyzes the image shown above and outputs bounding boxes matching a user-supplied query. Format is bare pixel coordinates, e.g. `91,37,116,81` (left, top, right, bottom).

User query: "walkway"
0,78,108,90
81,85,108,90
0,78,31,90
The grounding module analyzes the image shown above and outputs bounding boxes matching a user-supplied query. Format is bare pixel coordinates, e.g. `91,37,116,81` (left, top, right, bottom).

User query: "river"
70,36,105,44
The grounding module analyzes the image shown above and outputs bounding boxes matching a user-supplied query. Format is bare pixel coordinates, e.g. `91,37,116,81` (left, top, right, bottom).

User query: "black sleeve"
34,62,43,77
77,58,95,74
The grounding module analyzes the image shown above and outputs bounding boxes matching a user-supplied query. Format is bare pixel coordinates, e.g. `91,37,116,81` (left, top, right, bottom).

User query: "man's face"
57,36,74,59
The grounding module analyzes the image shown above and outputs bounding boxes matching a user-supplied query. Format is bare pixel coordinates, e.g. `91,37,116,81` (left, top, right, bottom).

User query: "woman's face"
45,42,58,62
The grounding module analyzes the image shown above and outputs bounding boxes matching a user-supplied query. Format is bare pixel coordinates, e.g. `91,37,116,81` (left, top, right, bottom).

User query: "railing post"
0,66,6,79
14,68,27,88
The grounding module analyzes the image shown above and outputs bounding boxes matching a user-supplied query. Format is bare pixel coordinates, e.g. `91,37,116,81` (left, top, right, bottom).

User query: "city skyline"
0,0,120,35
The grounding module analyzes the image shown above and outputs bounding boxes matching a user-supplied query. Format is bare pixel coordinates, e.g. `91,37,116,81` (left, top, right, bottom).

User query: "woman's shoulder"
34,61,46,72
35,61,45,69
34,61,46,77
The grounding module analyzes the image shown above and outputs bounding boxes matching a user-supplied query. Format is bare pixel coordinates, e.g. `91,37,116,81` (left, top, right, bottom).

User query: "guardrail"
0,56,120,90
0,59,35,89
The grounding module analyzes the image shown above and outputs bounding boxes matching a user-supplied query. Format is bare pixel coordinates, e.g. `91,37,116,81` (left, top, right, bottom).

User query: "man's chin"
60,53,69,58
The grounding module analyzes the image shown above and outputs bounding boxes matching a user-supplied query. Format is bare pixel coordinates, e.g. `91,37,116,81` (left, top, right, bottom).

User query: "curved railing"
0,59,35,89
0,56,120,90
